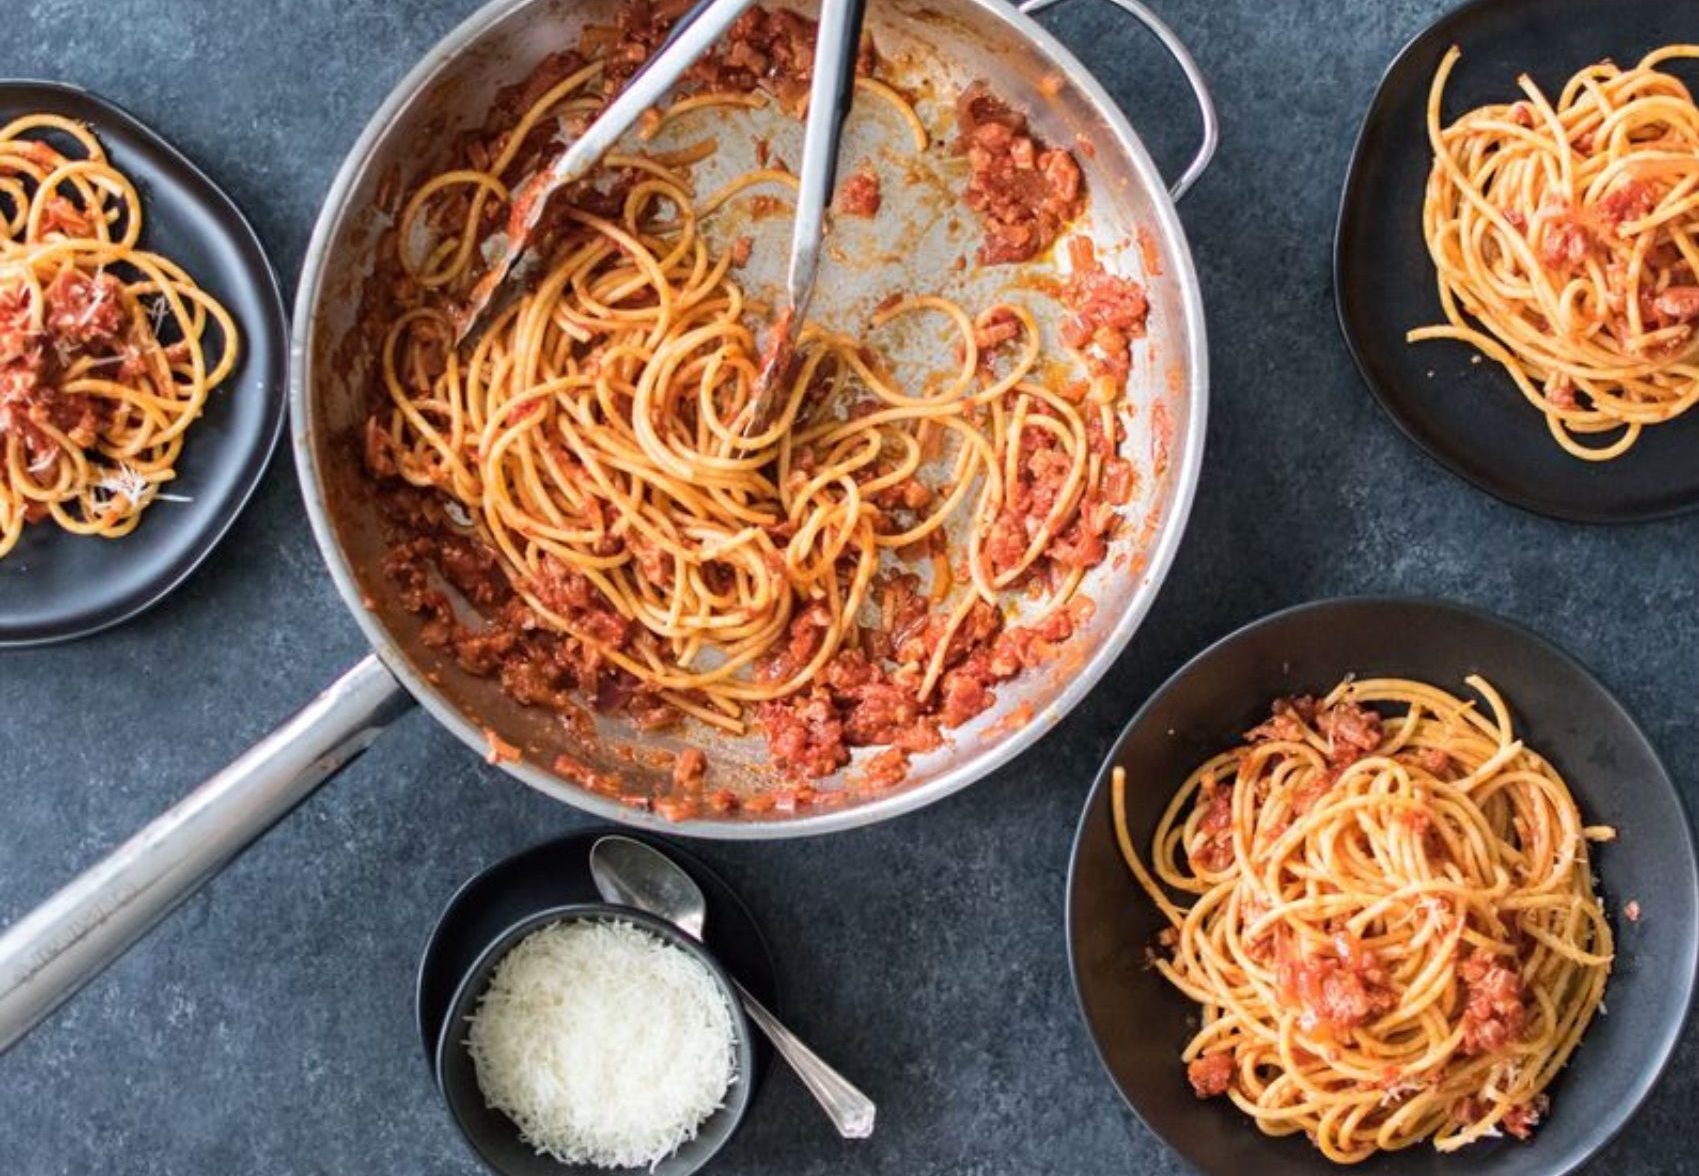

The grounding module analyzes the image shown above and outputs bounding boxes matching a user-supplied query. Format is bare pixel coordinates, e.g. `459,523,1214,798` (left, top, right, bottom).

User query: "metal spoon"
589,834,876,1138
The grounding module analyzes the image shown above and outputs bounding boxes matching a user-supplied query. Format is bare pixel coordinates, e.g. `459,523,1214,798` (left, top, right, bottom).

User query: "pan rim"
289,0,1210,837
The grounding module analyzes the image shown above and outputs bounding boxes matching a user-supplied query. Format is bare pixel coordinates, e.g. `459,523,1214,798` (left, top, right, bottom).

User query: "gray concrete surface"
1,1,1694,1172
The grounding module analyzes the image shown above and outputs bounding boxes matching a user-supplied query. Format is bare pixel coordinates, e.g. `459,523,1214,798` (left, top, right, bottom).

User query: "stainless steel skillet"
0,0,1214,1050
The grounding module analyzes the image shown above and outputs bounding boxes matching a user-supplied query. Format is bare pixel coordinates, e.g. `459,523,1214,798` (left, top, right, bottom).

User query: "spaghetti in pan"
1116,676,1614,1163
362,3,1155,813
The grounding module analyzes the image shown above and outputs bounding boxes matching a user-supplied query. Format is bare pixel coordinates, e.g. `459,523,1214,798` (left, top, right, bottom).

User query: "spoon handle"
732,976,875,1138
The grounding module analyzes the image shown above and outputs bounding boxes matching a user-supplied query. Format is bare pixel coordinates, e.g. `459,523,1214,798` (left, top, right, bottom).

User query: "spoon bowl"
590,836,709,939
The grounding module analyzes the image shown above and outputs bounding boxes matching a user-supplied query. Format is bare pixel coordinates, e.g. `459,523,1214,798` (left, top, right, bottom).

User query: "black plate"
1068,597,1699,1176
0,81,287,645
1335,0,1699,523
417,828,776,1087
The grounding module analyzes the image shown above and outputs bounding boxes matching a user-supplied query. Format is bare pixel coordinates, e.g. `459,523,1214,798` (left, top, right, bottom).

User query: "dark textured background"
2,1,1694,1172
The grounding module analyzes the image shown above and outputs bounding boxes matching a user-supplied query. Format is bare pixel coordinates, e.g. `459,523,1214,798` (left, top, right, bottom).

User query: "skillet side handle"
1018,0,1218,201
0,653,410,1055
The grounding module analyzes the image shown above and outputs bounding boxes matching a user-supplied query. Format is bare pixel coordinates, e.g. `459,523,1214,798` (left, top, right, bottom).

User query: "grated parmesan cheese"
466,919,737,1170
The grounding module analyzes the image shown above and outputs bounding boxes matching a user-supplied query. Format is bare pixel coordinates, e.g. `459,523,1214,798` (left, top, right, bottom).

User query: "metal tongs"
456,0,869,441
453,0,760,342
741,0,867,435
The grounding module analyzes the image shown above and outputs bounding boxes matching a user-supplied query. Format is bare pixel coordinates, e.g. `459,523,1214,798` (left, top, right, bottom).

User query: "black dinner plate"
416,828,776,1088
1067,597,1699,1176
1335,0,1699,523
0,81,287,645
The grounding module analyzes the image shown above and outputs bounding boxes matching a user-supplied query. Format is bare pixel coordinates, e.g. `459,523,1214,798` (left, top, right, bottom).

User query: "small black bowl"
1335,0,1699,522
436,903,756,1176
1067,597,1699,1176
416,828,777,1073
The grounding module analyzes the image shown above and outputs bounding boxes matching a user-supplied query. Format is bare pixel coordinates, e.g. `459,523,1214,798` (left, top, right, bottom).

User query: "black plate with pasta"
1067,597,1697,1175
1335,0,1699,523
0,81,286,645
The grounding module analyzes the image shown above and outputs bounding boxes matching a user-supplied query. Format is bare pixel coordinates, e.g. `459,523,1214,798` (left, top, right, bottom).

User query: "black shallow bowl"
1335,0,1699,523
437,903,756,1176
1067,597,1699,1176
0,81,287,644
417,828,776,1079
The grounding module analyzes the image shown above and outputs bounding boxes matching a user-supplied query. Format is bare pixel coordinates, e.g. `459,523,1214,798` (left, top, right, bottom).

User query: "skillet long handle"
0,653,411,1055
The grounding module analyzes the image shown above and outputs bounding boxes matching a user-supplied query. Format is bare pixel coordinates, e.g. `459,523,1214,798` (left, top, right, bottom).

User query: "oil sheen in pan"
0,81,287,645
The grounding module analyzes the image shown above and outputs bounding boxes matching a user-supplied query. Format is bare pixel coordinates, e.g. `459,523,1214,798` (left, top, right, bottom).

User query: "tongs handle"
739,0,866,435
546,0,760,202
784,0,866,315
457,0,760,341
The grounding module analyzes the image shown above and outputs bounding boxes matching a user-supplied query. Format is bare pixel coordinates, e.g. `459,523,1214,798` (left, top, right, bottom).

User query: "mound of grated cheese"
466,919,737,1170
